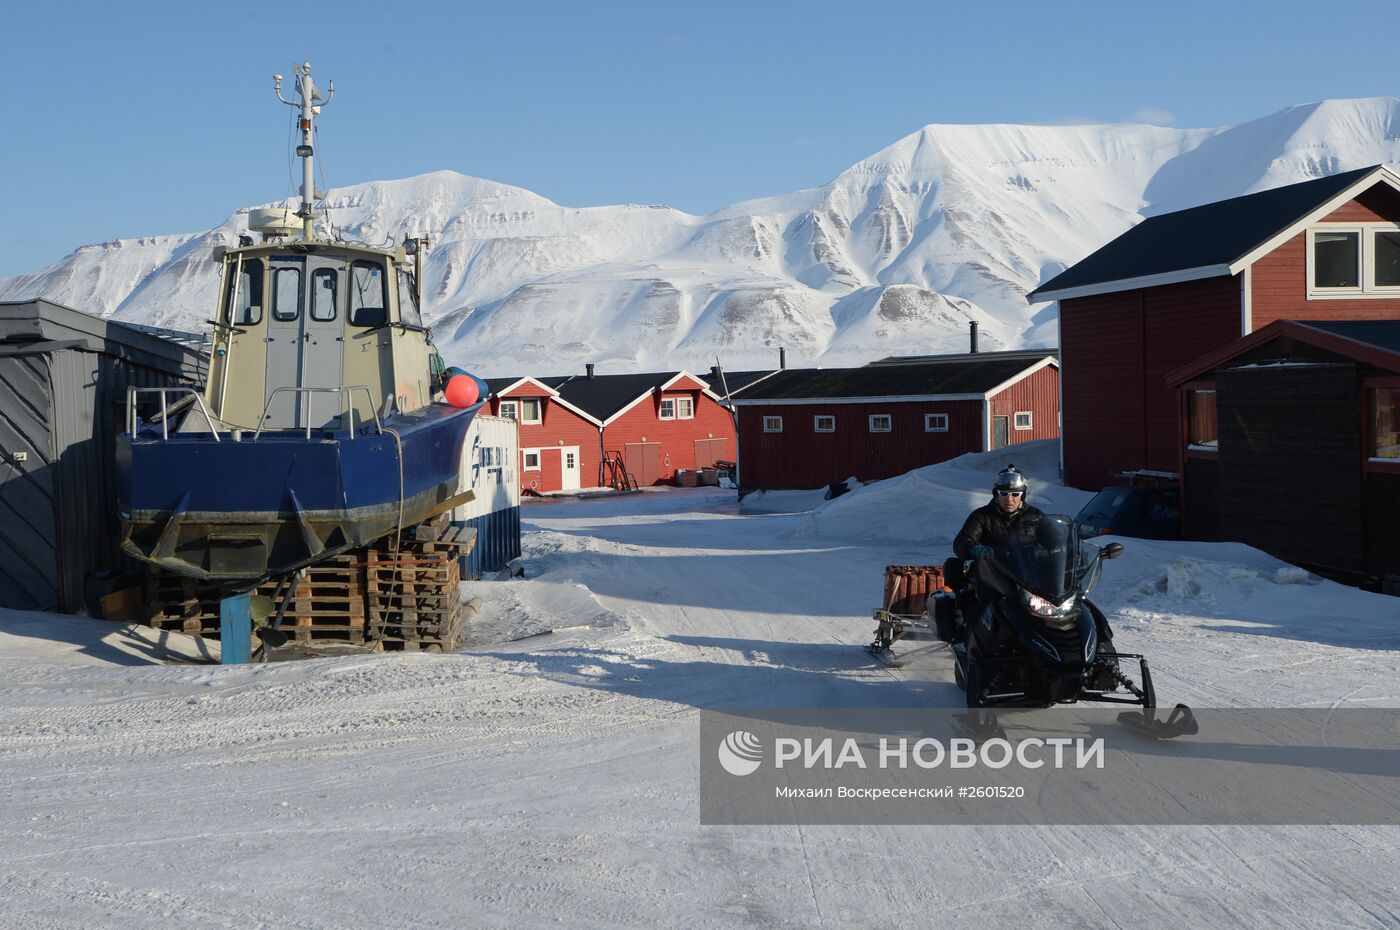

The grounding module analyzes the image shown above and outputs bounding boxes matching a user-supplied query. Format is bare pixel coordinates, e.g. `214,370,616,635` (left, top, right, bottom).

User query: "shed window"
659,398,676,420
814,415,835,433
869,414,892,433
523,450,541,470
925,413,948,432
1313,231,1360,288
1188,389,1218,449
520,398,542,424
349,261,387,326
1014,411,1033,430
677,396,694,419
763,416,783,433
499,401,518,420
1373,388,1400,460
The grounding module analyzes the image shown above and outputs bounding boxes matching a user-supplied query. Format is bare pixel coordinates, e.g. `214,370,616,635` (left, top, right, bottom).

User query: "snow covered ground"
3,444,1400,928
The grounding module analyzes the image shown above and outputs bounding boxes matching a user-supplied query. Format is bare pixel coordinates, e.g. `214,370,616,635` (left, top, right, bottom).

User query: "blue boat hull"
117,402,482,581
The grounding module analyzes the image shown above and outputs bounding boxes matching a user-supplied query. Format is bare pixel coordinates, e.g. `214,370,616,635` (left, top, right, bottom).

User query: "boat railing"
254,385,384,440
126,387,223,441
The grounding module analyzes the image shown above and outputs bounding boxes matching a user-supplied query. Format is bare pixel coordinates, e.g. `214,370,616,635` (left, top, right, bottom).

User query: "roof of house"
1028,165,1397,303
486,370,721,423
0,299,208,377
701,369,780,396
866,348,1059,367
1167,319,1400,385
730,354,1057,403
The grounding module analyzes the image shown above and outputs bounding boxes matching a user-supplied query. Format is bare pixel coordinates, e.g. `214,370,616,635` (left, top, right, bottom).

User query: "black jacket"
953,499,1045,560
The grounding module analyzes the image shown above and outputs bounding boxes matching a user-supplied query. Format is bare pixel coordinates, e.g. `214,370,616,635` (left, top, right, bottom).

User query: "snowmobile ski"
1117,703,1199,739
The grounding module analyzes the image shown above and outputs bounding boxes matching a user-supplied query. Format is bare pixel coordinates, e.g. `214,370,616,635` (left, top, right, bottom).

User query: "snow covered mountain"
5,97,1400,377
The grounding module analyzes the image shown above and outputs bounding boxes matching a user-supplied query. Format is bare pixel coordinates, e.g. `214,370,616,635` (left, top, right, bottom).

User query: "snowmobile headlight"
1022,590,1075,618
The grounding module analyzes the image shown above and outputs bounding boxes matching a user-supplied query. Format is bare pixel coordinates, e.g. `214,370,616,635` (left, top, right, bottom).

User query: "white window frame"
1307,223,1400,298
676,396,694,420
813,415,835,433
868,414,892,433
1014,411,1033,431
522,449,541,471
499,400,518,421
763,415,783,433
659,398,676,420
520,397,543,425
924,413,949,433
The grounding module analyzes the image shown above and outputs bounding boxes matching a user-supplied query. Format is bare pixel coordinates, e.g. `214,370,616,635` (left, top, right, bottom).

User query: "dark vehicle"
943,514,1167,713
1074,485,1180,540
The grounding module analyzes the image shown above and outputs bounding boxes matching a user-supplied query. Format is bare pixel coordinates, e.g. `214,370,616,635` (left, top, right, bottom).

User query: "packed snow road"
3,456,1400,928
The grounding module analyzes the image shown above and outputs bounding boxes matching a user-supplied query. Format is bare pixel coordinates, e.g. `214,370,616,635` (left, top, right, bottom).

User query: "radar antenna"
273,61,334,242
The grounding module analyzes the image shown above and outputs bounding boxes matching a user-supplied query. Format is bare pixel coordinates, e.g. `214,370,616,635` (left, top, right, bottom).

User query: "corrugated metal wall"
0,302,208,612
0,352,58,609
451,414,522,579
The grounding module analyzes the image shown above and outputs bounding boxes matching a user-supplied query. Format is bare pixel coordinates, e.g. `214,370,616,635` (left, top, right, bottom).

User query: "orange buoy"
445,374,480,408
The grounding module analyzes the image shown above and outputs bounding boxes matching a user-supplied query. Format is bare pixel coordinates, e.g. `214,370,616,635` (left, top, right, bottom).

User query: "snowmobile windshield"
993,514,1095,602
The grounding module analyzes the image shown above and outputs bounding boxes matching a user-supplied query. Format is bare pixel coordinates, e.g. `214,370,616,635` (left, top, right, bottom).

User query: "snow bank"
810,439,1092,542
0,607,219,666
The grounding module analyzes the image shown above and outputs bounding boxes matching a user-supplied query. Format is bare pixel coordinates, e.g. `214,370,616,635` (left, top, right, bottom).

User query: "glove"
970,545,992,560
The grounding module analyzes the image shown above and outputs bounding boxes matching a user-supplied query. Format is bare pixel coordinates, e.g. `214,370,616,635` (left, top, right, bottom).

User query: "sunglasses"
996,489,1024,498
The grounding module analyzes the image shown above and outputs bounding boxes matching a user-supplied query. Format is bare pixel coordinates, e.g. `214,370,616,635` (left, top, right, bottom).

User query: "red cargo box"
882,565,947,616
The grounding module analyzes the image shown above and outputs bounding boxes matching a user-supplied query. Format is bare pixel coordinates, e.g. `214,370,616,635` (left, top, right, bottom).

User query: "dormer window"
1308,225,1400,295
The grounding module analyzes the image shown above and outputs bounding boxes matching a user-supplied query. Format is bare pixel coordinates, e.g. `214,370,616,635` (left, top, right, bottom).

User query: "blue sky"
2,0,1398,277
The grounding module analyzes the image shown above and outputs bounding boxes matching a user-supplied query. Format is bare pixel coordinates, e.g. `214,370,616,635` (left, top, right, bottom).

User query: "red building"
1167,320,1400,581
485,369,739,492
730,351,1059,491
1030,164,1400,490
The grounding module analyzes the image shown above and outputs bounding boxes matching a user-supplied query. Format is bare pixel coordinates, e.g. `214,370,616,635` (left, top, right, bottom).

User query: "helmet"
993,465,1028,500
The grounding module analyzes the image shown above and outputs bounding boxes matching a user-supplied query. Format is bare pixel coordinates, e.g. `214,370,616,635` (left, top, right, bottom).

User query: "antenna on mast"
274,61,334,241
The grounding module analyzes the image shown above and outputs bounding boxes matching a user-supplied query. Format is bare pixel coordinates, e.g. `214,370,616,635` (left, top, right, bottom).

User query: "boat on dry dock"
117,62,482,582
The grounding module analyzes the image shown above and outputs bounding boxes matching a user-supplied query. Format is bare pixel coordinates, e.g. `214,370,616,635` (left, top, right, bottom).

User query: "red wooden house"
1029,164,1400,491
485,369,738,492
1167,320,1400,581
729,350,1059,492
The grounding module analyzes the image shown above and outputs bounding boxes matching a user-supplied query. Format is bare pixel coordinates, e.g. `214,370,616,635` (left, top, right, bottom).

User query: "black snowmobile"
936,514,1196,736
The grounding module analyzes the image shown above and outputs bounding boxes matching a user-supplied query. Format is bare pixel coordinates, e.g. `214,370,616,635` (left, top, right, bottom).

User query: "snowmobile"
937,514,1196,737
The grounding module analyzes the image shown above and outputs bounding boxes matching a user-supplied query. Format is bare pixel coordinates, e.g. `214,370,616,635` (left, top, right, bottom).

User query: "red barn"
1166,320,1400,581
485,369,739,491
730,351,1059,492
1030,164,1400,491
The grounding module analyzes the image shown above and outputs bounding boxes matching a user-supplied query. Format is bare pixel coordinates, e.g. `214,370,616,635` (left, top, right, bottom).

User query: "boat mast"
274,62,334,242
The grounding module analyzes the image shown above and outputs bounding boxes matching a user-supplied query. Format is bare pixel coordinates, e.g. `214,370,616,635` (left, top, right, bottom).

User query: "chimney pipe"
779,347,786,369
970,321,978,354
586,363,595,380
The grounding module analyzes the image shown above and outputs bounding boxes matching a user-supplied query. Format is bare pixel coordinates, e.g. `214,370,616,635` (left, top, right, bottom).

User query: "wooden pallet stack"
145,552,367,645
363,521,476,652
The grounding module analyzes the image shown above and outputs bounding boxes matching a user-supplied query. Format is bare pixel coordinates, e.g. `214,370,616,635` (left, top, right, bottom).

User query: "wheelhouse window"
499,401,518,420
272,267,301,321
924,413,948,432
1313,231,1359,289
349,261,387,326
520,398,543,425
1014,411,1033,430
814,415,835,433
659,398,676,420
677,396,694,419
226,259,263,325
869,414,892,433
311,268,337,321
1187,388,1218,449
1373,388,1400,460
397,270,423,328
763,415,783,433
